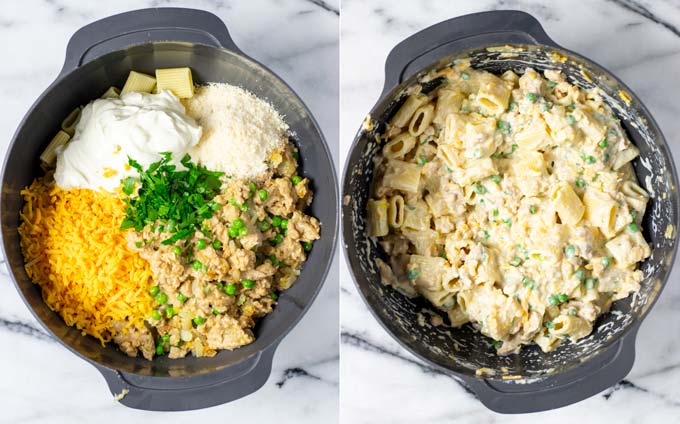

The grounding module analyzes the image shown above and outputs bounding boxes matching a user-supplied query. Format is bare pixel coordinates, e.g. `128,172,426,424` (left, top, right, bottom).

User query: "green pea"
156,292,168,305
212,240,222,250
271,216,282,227
564,245,576,257
493,209,499,217
526,92,537,103
273,234,283,245
151,310,162,321
192,316,206,326
269,255,279,266
584,277,597,290
178,293,188,303
573,269,585,281
212,308,220,315
242,279,255,289
575,178,587,188
196,239,207,250
239,226,249,237
161,334,170,343
239,203,249,212
192,260,203,271
228,226,239,238
149,286,160,296
225,284,237,296
602,256,611,269
280,219,288,230
490,175,502,184
271,293,278,300
292,176,302,185
165,306,175,319
156,344,164,356
233,219,244,229
302,241,313,252
249,182,257,196
598,139,608,148
172,245,182,256
628,223,639,232
557,293,568,303
229,197,238,206
135,241,142,248
475,184,486,194
258,189,268,201
548,295,559,306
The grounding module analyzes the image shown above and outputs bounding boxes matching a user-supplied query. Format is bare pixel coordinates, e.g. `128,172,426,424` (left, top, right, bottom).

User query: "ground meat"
119,159,320,360
112,321,155,360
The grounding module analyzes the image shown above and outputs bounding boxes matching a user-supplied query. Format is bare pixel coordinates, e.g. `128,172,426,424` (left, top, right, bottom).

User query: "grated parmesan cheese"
183,83,289,179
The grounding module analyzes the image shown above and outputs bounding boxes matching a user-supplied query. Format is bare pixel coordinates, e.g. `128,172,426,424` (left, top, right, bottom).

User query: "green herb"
441,252,448,259
492,209,499,217
628,222,639,232
544,321,554,329
407,269,420,280
547,80,557,88
586,155,596,164
509,257,522,267
598,139,608,148
557,293,568,303
497,120,512,134
603,152,611,163
522,276,536,290
134,241,142,248
490,175,502,184
509,102,517,111
292,175,302,185
271,292,279,300
474,184,486,194
483,230,490,240
120,153,224,248
259,220,271,232
418,156,428,167
566,115,575,125
630,210,638,220
492,340,503,349
502,218,512,227
526,92,538,103
212,308,220,315
293,151,300,161
575,177,587,188
178,293,188,303
269,255,280,266
529,205,537,214
121,177,136,196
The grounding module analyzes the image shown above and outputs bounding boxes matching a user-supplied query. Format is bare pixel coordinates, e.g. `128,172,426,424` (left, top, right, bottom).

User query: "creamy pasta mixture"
368,63,651,354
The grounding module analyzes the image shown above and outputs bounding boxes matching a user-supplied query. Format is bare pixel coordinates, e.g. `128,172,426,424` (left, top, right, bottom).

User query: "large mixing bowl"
1,8,338,411
342,10,679,413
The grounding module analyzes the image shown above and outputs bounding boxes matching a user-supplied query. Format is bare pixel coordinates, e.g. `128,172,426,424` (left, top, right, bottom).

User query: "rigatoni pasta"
367,64,651,355
121,70,157,95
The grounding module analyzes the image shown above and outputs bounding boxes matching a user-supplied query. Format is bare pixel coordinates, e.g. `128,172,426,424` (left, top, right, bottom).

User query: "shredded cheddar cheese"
18,178,153,344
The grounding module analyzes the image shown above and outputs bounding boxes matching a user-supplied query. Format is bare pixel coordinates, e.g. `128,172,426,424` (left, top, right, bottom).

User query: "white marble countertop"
340,0,680,422
0,0,338,423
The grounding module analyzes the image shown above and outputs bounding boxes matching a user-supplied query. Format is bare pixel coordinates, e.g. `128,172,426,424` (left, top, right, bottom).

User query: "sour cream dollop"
54,90,202,192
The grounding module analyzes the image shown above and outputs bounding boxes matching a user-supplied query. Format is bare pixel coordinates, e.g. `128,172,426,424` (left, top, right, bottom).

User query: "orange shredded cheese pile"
18,178,153,344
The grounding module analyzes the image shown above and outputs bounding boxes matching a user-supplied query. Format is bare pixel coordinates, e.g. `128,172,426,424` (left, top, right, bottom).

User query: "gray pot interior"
2,42,338,377
342,44,679,379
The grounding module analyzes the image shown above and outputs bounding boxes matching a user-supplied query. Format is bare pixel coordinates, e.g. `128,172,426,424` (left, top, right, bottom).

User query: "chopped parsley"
526,92,538,103
497,120,512,134
120,153,225,247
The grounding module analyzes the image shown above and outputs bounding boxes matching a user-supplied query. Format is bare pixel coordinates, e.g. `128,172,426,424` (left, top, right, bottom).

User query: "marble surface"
340,0,680,422
0,0,338,423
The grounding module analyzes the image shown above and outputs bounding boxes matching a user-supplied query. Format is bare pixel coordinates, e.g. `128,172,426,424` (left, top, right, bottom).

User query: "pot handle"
381,10,559,99
462,325,639,414
60,8,241,77
94,343,278,411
